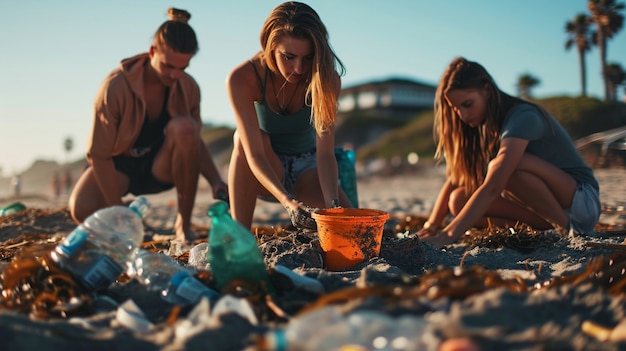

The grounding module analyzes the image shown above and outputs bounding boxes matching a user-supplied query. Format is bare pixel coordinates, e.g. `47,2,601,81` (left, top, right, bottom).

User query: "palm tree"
517,73,541,99
565,13,592,97
587,0,625,102
606,62,626,101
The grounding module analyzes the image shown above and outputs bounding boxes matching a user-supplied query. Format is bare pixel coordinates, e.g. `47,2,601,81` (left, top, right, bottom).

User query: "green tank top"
251,62,315,155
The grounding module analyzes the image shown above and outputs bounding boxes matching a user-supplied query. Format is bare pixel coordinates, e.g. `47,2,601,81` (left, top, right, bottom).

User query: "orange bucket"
312,208,389,271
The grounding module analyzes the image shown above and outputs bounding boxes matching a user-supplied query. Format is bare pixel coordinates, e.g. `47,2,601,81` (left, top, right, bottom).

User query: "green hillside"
353,96,626,164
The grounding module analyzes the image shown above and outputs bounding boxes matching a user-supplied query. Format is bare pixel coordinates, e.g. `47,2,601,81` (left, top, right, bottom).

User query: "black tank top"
128,88,170,157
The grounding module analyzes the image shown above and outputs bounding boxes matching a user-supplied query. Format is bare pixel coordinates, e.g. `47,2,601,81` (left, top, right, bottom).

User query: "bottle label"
80,254,124,290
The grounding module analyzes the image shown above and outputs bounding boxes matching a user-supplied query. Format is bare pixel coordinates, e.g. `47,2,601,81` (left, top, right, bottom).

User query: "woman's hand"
212,179,229,203
285,198,318,230
417,222,461,249
418,230,459,249
416,221,439,238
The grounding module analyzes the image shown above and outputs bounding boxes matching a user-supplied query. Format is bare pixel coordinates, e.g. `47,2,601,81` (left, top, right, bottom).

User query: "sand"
0,165,625,351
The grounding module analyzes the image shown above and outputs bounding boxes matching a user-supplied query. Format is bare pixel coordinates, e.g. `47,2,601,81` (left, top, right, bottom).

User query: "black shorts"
112,149,174,196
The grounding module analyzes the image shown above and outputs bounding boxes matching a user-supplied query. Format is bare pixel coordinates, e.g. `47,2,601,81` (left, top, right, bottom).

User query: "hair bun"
167,8,191,24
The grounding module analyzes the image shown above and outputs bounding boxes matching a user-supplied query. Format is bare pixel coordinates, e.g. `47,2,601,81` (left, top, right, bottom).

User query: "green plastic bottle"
207,200,273,294
0,202,27,217
335,148,359,207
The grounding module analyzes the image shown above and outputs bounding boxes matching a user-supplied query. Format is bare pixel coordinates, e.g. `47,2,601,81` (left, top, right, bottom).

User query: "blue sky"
1,0,625,175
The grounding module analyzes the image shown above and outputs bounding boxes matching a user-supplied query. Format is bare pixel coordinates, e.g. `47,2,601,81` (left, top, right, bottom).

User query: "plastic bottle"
0,202,26,216
259,305,349,351
188,242,210,271
258,307,430,351
131,249,219,305
335,148,359,207
51,196,150,291
206,200,273,294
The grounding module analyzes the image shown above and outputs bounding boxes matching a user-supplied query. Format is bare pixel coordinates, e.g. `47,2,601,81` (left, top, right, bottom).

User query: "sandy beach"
0,165,625,351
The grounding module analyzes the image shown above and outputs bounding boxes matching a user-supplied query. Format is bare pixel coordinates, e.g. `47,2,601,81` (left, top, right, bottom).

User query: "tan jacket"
87,53,201,164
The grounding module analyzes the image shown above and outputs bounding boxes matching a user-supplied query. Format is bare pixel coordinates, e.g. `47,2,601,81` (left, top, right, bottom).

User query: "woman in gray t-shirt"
418,57,600,248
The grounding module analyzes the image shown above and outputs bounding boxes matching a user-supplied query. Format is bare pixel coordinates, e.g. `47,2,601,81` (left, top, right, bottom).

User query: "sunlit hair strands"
433,57,551,194
259,1,346,136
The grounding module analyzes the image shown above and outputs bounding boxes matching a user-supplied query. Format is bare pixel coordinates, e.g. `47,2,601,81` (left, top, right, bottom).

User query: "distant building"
338,77,437,119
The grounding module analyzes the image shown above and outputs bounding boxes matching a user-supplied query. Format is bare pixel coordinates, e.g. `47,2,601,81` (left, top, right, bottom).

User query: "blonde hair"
434,57,552,194
152,8,198,55
259,2,345,135
434,57,507,193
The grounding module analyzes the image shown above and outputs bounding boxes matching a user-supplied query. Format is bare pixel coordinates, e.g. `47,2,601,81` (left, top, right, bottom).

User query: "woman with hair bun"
70,8,227,243
226,2,352,230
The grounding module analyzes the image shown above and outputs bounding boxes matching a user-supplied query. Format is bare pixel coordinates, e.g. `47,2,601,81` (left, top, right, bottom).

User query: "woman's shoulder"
506,102,544,119
227,54,264,91
229,53,262,77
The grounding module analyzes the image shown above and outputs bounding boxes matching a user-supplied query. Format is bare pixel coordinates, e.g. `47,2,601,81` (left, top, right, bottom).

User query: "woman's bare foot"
175,228,198,244
174,215,197,244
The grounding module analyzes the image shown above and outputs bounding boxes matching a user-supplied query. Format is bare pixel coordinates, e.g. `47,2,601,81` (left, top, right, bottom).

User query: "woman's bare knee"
448,187,468,216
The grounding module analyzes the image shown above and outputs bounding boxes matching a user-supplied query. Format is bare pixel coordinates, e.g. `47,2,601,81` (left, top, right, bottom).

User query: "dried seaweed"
0,242,93,319
460,221,562,253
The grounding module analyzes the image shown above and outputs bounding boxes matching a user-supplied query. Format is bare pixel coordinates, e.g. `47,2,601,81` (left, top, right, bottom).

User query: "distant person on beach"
51,171,62,200
69,8,227,243
63,168,73,195
417,57,600,248
11,175,22,197
226,1,352,230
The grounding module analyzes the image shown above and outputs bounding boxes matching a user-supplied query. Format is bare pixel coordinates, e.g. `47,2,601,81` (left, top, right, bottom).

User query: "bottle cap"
169,270,192,288
260,330,286,351
129,196,150,218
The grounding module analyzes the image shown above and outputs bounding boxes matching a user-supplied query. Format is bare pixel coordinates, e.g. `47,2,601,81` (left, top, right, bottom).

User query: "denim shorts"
258,150,317,202
567,183,601,234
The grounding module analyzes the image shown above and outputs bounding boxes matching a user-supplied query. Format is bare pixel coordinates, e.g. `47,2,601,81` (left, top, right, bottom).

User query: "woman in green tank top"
226,2,352,230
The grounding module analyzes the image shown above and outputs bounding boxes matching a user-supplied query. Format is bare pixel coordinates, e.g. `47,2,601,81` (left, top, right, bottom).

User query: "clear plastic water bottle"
258,307,430,351
131,249,219,305
258,305,349,351
207,200,273,294
51,196,150,291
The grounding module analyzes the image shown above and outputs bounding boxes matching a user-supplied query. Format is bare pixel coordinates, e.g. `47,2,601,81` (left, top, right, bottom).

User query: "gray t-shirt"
500,103,598,191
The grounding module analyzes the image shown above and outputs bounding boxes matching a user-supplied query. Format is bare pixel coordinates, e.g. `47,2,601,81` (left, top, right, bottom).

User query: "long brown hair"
152,8,198,55
434,57,549,193
259,2,345,135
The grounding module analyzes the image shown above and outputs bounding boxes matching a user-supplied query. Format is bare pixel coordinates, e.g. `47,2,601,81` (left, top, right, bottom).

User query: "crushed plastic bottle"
188,242,210,271
258,306,430,351
0,202,26,216
207,200,274,294
131,249,219,305
271,264,324,295
51,196,150,291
